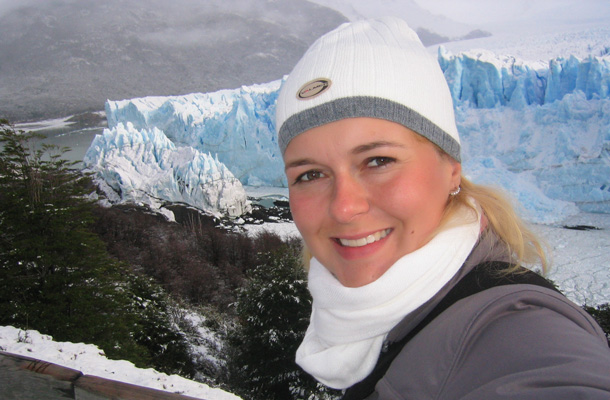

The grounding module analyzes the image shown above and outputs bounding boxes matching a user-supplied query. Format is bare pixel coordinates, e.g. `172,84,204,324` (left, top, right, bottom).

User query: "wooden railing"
0,351,207,400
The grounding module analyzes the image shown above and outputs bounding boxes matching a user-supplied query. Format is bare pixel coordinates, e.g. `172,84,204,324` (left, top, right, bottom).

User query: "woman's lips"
336,228,392,248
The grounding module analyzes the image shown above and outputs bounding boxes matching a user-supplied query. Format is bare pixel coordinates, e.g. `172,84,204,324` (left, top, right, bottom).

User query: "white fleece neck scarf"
295,204,481,389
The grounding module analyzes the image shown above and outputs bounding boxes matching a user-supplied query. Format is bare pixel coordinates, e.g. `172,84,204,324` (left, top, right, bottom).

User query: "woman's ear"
449,159,462,190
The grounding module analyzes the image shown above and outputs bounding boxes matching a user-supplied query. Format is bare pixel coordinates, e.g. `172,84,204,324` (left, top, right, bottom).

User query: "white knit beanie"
276,17,461,162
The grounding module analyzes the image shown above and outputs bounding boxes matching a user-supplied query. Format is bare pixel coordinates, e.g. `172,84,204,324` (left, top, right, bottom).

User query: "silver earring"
450,186,461,196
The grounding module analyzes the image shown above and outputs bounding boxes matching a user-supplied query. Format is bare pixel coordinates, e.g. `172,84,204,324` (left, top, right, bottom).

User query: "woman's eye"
366,157,395,168
295,170,324,183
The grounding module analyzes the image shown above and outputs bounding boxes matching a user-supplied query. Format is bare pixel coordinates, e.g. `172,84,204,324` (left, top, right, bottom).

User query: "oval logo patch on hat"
297,78,332,100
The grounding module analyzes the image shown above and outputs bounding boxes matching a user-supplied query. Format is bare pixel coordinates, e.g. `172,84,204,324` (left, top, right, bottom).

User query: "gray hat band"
278,96,461,162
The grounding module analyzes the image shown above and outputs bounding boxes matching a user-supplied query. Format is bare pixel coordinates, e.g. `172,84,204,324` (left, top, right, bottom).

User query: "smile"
337,229,392,248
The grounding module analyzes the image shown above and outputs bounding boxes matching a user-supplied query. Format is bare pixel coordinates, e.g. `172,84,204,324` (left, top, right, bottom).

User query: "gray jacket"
366,232,610,399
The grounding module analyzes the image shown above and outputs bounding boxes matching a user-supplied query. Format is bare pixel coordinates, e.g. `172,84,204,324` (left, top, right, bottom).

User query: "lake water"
14,115,106,167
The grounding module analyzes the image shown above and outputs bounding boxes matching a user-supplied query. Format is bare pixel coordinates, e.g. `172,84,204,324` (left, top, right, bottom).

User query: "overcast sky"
0,0,59,16
1,0,609,33
413,0,610,28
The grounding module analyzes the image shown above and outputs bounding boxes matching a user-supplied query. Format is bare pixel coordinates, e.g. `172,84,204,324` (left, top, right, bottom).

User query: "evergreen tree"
0,119,144,360
228,243,340,400
127,273,197,377
584,303,610,341
0,120,194,374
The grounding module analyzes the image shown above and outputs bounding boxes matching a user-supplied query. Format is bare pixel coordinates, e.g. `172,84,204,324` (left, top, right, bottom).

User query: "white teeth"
339,229,390,248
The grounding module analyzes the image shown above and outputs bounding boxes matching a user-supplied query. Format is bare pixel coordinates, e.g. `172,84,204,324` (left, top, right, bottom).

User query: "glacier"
439,48,610,108
83,122,251,218
84,49,610,222
103,82,284,187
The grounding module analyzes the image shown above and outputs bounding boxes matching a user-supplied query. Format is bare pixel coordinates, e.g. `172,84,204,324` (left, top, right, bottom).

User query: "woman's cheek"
289,191,319,228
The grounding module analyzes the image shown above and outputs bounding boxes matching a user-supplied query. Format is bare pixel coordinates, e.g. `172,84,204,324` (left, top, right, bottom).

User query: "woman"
275,17,610,399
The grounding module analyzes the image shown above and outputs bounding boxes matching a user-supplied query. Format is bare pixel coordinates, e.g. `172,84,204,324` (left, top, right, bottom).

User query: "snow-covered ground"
535,212,610,306
0,325,241,400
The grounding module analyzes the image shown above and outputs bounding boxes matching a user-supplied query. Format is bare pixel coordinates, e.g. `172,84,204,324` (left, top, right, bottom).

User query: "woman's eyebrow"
284,158,316,170
285,141,405,170
351,140,406,154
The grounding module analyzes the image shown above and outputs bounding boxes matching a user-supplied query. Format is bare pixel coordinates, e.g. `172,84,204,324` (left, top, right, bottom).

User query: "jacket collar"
385,229,512,344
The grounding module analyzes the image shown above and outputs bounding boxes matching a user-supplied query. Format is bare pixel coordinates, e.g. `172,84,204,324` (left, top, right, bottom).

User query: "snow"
536,212,610,306
0,325,241,400
430,27,610,63
14,116,75,132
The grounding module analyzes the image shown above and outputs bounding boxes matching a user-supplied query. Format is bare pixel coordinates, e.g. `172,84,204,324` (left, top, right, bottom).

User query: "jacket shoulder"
375,284,610,399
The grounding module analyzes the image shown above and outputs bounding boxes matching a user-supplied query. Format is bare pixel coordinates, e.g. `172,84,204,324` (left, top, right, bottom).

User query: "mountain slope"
0,0,346,121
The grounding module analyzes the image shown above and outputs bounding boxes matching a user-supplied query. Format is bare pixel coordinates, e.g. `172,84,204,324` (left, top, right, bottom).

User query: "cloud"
413,0,610,27
0,0,79,18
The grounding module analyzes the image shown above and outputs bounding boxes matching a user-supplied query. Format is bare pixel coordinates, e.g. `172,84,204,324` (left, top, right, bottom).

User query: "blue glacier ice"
439,47,610,108
456,90,610,221
104,82,283,187
84,49,610,222
84,122,251,218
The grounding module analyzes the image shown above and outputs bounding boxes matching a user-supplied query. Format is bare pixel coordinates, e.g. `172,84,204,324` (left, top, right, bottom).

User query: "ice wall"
88,50,610,222
105,82,284,187
439,48,610,108
84,122,251,218
457,92,610,220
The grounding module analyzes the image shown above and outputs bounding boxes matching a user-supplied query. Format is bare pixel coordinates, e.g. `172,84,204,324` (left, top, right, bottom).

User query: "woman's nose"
330,176,370,223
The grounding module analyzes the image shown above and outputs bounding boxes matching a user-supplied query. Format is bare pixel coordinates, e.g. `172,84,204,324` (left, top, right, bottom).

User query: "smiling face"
284,117,462,287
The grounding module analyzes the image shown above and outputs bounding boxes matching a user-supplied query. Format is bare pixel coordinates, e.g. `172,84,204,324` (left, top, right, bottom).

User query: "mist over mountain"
0,0,346,121
308,0,491,41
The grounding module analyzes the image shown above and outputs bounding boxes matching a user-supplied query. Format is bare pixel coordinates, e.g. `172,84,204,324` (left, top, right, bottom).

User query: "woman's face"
284,117,461,288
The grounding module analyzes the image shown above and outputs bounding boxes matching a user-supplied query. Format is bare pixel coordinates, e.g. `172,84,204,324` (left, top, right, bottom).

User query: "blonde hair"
445,176,548,274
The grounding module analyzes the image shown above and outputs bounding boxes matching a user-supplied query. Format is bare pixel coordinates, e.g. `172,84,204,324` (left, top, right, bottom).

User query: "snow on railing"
0,351,207,400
